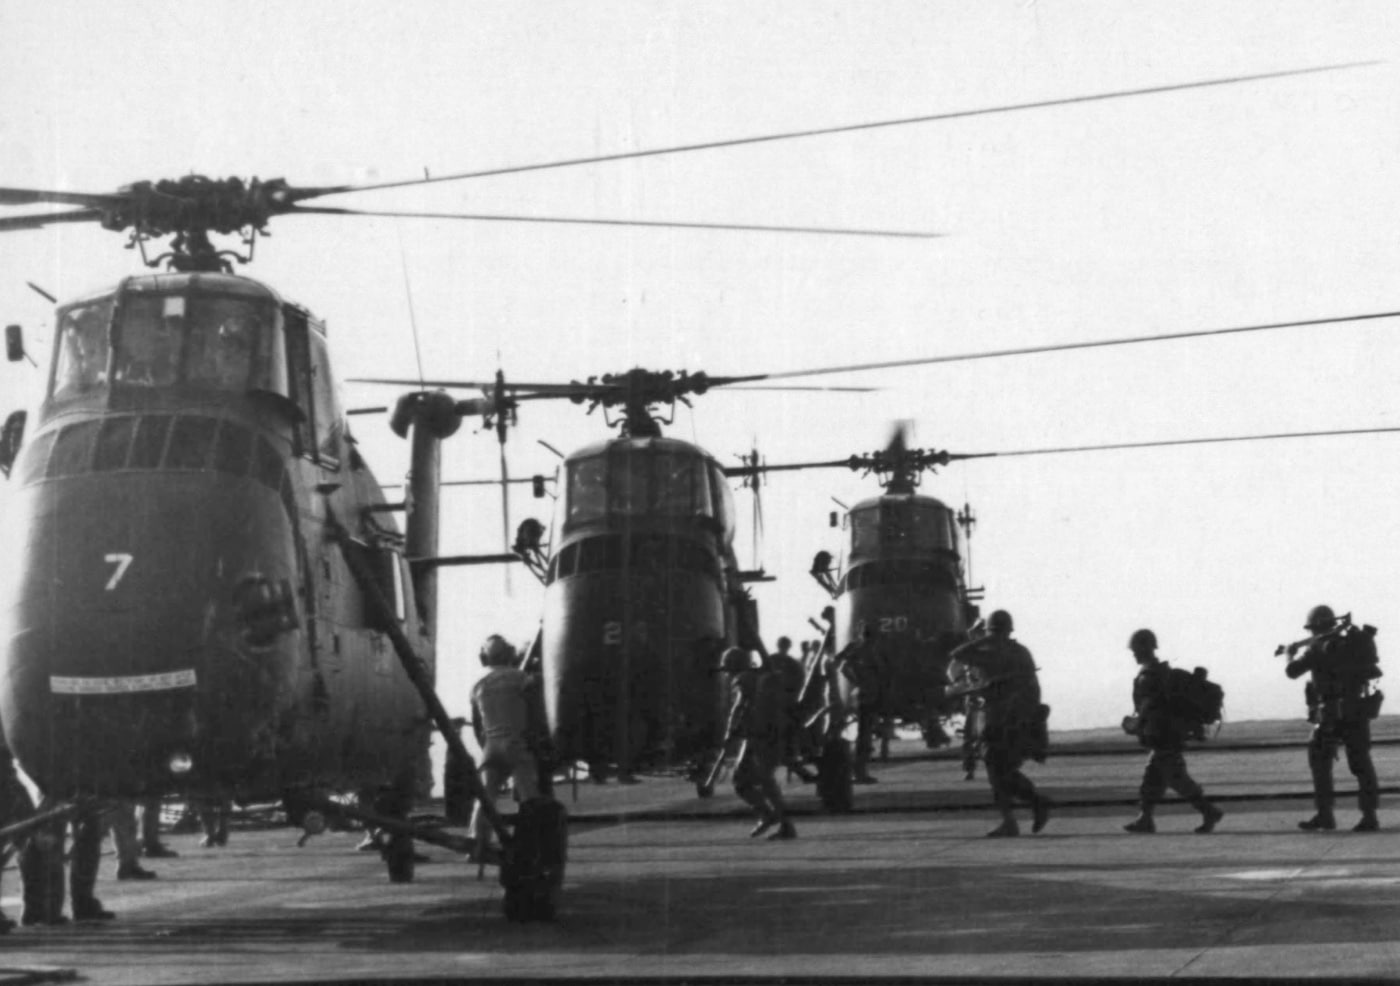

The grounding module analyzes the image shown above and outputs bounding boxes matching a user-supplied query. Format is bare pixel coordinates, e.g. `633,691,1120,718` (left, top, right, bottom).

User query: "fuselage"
0,272,431,802
831,492,976,724
538,436,744,773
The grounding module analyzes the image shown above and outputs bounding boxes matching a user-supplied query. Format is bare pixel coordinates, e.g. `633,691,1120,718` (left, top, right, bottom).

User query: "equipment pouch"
1363,689,1385,720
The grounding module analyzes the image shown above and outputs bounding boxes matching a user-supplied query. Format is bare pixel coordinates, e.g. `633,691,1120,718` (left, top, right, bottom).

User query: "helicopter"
720,401,1400,806
350,292,1400,807
0,153,963,917
0,56,1381,911
347,367,867,791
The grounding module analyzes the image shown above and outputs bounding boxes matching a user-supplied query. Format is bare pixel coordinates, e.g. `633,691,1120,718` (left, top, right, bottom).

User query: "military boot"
1031,796,1053,834
1193,801,1224,835
1298,811,1336,831
1123,812,1156,834
986,816,1020,838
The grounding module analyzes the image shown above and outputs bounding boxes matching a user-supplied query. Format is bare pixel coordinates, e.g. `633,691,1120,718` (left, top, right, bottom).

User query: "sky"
1,1,1398,733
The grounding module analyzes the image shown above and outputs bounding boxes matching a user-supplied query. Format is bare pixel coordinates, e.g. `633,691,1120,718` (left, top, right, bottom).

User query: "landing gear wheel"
816,738,854,813
503,887,530,923
499,797,568,923
384,832,416,884
532,885,559,922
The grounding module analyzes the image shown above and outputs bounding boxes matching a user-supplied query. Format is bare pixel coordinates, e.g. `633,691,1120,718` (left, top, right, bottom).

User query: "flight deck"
3,726,1400,985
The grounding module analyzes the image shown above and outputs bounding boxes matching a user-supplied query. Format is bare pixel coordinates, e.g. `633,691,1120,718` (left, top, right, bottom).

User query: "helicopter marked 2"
50,670,198,694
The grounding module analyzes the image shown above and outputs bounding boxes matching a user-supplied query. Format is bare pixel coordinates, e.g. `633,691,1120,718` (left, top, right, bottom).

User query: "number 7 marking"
104,553,133,590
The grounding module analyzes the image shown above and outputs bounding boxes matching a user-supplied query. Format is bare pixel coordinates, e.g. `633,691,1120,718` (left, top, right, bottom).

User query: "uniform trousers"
1310,718,1379,814
1140,748,1204,805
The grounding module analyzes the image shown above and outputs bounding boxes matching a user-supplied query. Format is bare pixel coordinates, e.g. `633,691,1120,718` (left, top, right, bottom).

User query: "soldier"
768,636,816,783
721,648,795,840
1283,605,1381,832
947,610,1052,837
1122,629,1224,835
21,801,112,924
468,635,543,862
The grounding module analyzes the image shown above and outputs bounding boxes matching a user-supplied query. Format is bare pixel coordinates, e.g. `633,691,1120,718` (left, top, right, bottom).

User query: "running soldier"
720,648,795,840
947,610,1051,837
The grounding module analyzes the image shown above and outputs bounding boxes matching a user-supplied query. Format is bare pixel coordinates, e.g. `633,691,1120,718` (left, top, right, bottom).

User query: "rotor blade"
346,378,572,399
382,477,547,491
0,208,106,232
952,425,1400,461
753,309,1400,383
724,385,878,393
0,187,126,208
325,62,1373,194
288,206,939,240
724,458,852,478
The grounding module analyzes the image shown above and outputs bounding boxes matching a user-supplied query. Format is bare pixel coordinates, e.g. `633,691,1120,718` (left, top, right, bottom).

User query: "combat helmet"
1305,605,1336,633
1128,628,1158,652
479,634,517,667
987,610,1014,634
721,646,750,674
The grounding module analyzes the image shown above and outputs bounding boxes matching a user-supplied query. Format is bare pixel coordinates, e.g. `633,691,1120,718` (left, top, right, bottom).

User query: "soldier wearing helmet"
467,635,543,861
1283,604,1381,832
1122,629,1224,835
719,648,796,840
947,609,1052,837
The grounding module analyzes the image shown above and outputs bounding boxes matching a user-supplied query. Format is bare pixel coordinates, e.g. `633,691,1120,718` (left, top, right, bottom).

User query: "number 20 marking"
104,553,133,590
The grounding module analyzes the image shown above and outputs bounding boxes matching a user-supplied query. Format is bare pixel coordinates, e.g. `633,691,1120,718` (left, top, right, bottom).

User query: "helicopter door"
282,308,315,457
306,331,342,469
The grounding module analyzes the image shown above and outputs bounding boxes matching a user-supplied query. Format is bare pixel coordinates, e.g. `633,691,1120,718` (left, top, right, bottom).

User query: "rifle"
1275,613,1352,659
701,737,743,793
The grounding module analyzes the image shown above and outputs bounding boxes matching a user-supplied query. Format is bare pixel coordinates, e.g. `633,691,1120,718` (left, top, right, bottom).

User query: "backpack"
1330,623,1381,681
1165,666,1225,738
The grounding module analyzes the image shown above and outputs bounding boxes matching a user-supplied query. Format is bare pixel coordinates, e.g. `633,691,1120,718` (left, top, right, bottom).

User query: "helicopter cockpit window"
186,295,270,393
51,297,113,401
708,463,736,544
112,292,280,394
609,451,648,516
565,455,608,527
14,429,58,486
651,453,712,518
92,416,138,472
307,332,342,466
45,420,100,479
165,416,219,470
850,507,880,556
114,294,183,387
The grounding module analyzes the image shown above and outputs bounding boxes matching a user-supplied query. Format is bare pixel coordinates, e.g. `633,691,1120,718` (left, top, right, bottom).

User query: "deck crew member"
468,635,542,860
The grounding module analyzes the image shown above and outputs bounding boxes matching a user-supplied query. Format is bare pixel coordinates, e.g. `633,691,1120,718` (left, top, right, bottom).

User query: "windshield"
850,500,956,556
563,446,718,529
112,292,278,393
51,297,114,400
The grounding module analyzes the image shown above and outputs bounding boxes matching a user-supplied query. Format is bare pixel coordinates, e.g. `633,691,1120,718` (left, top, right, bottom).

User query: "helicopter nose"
541,570,725,768
0,471,298,796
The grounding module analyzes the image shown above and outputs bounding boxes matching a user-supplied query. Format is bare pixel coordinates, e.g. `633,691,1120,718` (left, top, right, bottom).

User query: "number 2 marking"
104,553,133,590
